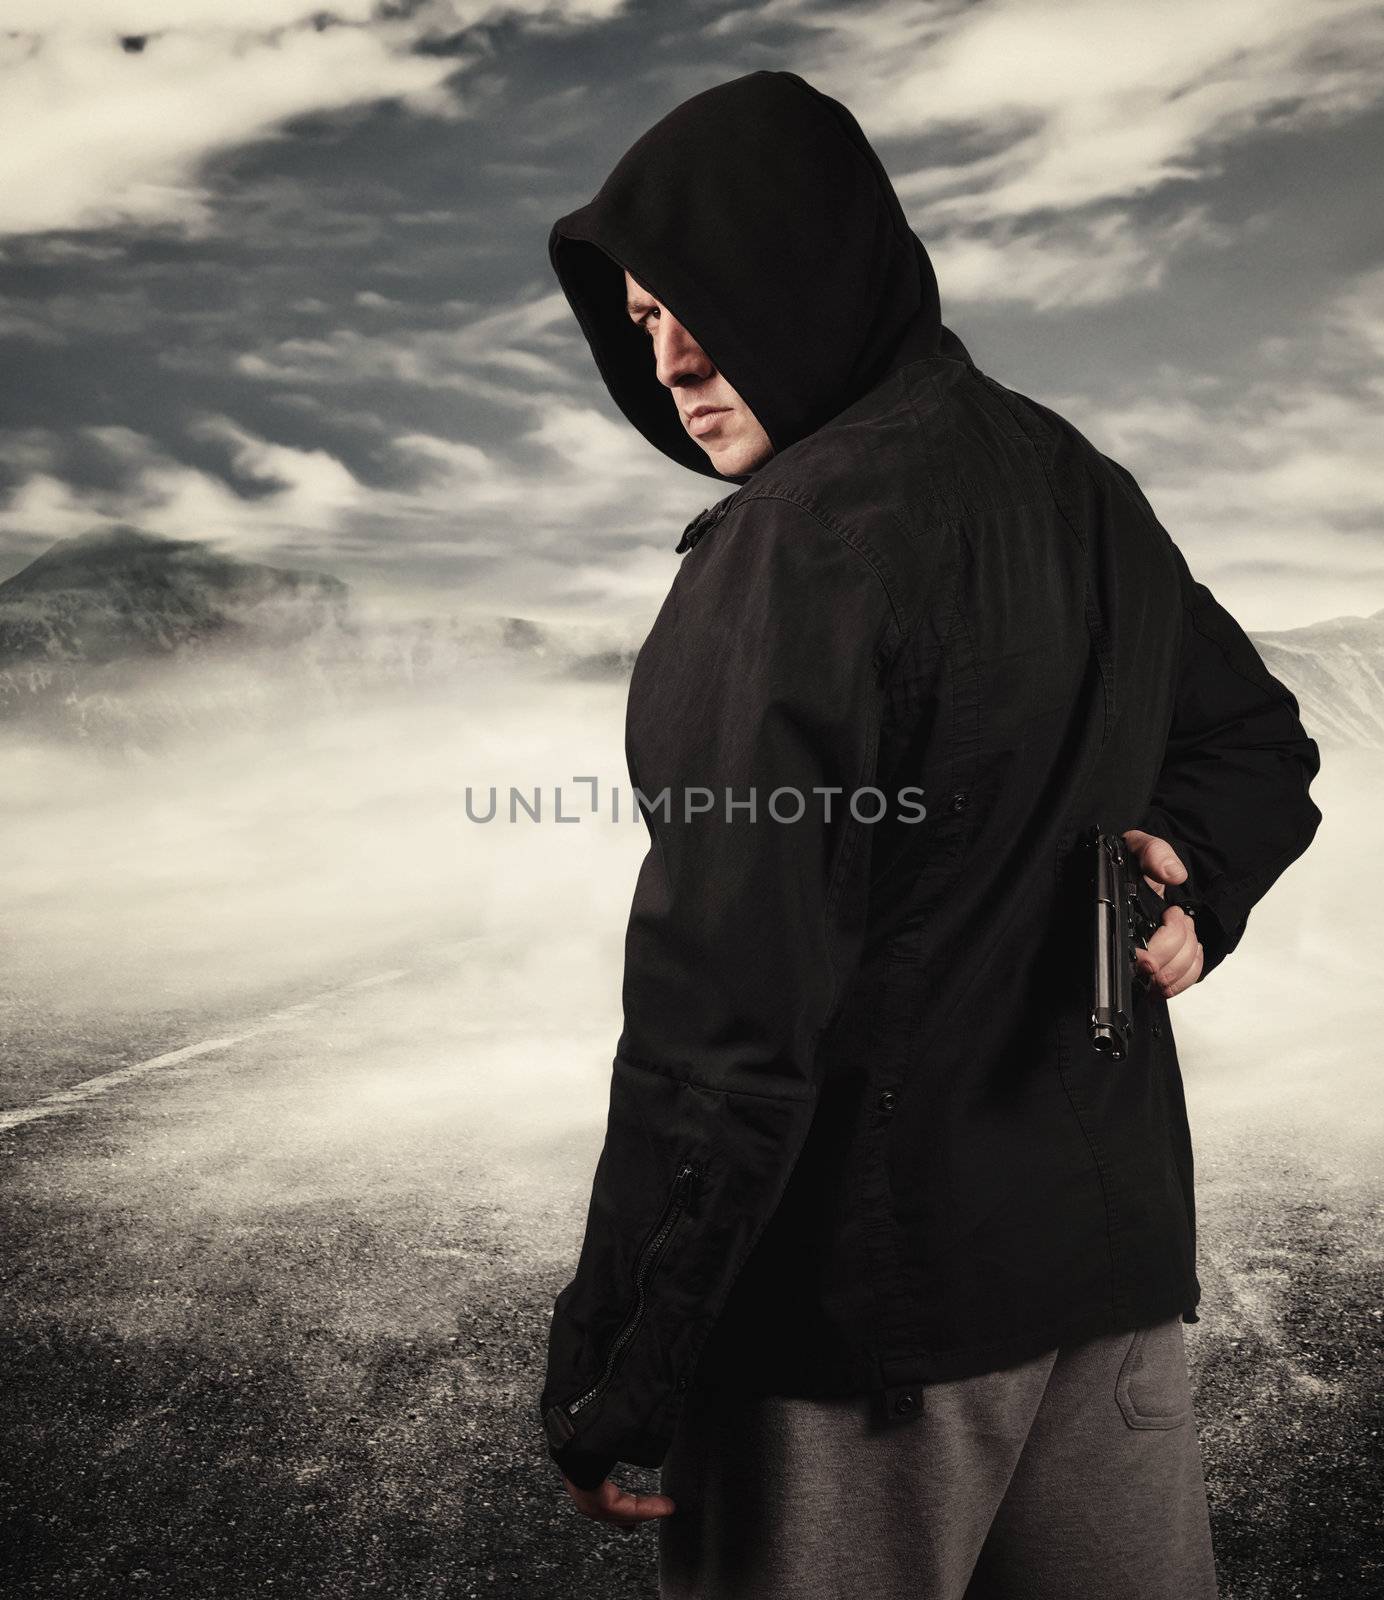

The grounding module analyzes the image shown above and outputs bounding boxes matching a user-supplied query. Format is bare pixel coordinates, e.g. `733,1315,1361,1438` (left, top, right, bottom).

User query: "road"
0,933,656,1599
0,931,1378,1599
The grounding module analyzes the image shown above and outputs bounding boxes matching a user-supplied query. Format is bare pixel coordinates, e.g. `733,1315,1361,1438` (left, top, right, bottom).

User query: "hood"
548,69,953,487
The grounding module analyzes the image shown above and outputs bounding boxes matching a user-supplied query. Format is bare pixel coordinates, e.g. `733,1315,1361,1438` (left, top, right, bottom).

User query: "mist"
0,632,1374,1599
1,636,1367,1169
0,644,643,1136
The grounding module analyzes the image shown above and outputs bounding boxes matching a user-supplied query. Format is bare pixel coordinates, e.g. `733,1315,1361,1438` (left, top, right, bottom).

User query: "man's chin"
702,440,771,477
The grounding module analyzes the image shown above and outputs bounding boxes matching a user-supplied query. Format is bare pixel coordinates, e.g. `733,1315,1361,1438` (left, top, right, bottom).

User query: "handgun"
1089,825,1160,1060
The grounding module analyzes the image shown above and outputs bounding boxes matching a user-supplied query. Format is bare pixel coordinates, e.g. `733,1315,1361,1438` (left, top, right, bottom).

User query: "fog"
0,649,647,1145
0,643,1366,1150
1163,738,1379,1156
0,643,1374,1599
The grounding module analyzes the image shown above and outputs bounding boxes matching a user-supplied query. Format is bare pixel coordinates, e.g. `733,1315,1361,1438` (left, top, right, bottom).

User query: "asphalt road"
1,935,1378,1599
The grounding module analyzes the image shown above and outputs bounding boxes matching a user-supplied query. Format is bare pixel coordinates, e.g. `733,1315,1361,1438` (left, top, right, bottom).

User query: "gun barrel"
1091,828,1135,1059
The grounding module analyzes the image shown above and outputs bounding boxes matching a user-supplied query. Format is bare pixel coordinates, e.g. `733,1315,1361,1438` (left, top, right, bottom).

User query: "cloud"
231,293,576,402
0,392,691,620
0,1,629,238
4,2,379,26
0,23,453,237
927,203,1230,309
0,421,369,562
394,399,673,526
800,0,1384,209
3,0,1375,636
7,255,1382,630
770,0,1384,306
1048,266,1384,629
0,303,66,344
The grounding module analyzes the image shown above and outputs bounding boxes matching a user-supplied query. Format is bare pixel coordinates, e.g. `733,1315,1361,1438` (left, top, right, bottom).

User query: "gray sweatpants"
658,1316,1219,1600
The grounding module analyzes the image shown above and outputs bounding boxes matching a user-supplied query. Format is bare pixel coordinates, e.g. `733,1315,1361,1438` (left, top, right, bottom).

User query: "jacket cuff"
545,1428,619,1491
1166,886,1230,979
1135,808,1233,978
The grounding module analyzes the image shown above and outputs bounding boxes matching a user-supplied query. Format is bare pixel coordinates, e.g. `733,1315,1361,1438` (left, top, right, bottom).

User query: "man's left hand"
560,1472,676,1534
1121,829,1204,998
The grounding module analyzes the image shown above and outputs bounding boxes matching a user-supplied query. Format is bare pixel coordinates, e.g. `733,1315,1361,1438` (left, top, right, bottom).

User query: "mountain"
0,527,356,734
0,525,349,665
5,525,1362,754
0,529,636,747
1252,608,1384,750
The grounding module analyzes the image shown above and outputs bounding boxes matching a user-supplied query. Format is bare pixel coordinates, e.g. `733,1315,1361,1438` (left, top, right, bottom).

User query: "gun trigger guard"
1131,879,1164,944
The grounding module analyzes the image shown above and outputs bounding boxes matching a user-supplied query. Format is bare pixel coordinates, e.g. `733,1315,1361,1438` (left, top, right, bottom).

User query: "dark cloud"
0,0,1380,625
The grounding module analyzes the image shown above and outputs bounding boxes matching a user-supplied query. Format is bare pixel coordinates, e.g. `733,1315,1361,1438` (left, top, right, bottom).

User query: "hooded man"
537,70,1322,1599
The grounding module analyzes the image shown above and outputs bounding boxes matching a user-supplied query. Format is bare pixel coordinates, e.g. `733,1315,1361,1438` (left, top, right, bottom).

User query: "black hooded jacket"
538,70,1324,1490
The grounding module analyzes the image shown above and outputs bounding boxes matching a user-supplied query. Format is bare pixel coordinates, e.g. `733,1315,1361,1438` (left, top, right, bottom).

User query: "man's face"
624,269,774,476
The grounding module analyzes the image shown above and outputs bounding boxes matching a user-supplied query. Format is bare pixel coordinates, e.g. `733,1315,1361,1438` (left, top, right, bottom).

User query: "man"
537,70,1323,1599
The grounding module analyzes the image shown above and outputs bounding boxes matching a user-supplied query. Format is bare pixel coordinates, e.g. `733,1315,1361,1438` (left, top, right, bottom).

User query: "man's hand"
1122,829,1204,998
561,1473,676,1534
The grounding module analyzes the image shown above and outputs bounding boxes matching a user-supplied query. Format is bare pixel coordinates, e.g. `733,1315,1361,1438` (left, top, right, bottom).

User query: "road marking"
0,969,411,1137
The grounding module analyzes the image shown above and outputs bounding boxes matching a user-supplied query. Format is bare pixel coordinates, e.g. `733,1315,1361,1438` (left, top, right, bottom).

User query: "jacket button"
949,790,969,812
877,1089,897,1114
1152,1021,1163,1039
892,1390,917,1416
676,1375,689,1392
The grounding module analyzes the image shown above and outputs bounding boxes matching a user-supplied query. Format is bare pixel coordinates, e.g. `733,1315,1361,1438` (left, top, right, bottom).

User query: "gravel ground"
1189,1101,1382,1600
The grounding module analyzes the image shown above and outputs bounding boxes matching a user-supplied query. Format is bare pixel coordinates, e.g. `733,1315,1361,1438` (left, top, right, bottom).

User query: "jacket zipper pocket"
563,1160,699,1425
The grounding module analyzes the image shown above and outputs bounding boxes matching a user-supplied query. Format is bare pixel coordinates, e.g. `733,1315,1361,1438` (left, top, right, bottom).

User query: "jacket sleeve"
537,494,900,1488
1136,533,1323,979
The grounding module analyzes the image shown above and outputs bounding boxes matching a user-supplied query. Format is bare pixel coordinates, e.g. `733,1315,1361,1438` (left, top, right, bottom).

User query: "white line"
0,968,411,1137
261,969,409,1020
342,969,410,991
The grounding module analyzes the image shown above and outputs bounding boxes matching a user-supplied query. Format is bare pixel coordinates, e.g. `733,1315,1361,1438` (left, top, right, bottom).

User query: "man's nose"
653,314,714,388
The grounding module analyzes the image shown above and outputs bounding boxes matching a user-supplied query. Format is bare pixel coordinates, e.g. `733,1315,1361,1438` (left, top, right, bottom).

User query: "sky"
0,0,1382,633
0,15,1368,1546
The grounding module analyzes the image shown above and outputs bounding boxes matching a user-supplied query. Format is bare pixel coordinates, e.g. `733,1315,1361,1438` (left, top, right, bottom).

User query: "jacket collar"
672,325,976,556
675,491,741,554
